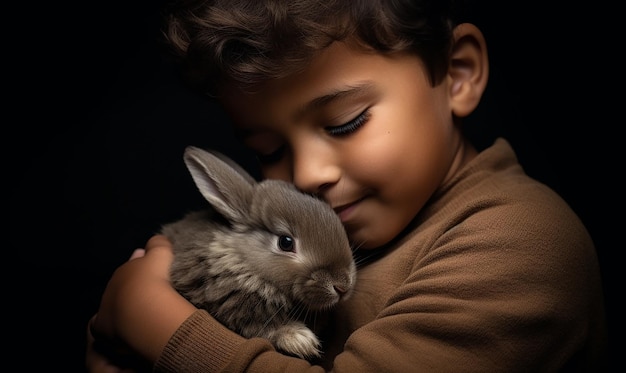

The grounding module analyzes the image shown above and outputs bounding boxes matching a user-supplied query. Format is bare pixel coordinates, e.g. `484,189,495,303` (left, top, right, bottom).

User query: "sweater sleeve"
154,310,327,373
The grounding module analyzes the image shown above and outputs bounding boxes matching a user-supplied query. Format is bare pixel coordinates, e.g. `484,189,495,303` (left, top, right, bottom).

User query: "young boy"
86,0,607,371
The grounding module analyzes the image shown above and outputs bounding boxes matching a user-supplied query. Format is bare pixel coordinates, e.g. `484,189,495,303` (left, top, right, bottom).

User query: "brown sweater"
155,138,607,372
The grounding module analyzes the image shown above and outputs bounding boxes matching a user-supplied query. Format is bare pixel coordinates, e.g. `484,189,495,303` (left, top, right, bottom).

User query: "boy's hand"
86,235,196,372
86,314,140,373
85,248,147,373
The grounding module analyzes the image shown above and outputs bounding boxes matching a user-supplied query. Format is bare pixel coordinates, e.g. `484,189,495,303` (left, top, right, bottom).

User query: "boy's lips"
332,197,364,222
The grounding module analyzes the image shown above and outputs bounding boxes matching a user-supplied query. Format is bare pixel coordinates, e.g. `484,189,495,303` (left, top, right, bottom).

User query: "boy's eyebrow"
298,81,376,116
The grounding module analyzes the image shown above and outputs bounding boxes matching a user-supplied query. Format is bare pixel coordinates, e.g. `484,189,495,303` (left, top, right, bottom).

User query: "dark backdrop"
10,1,617,371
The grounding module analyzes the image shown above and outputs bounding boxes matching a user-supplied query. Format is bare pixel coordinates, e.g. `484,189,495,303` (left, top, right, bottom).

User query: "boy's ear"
447,23,489,118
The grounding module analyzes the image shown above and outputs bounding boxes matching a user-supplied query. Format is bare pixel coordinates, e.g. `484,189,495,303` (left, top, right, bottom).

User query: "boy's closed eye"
325,108,371,136
236,130,286,165
256,144,287,165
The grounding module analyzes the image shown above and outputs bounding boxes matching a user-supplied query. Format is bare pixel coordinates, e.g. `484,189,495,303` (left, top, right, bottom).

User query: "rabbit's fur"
161,146,356,360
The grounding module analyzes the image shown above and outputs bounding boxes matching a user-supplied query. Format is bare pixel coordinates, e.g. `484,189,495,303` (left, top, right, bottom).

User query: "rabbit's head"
184,146,356,310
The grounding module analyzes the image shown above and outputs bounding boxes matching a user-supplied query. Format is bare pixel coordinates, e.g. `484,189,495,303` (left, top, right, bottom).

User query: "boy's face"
220,41,468,249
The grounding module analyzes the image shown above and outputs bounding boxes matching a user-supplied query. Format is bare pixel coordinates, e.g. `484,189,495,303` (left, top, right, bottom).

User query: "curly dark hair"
162,0,463,96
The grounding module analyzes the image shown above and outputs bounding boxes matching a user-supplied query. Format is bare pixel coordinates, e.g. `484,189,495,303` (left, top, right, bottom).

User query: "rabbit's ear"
208,151,258,185
183,146,255,220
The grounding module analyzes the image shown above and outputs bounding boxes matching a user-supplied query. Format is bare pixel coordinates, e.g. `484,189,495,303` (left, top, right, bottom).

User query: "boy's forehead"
217,41,426,128
221,81,378,130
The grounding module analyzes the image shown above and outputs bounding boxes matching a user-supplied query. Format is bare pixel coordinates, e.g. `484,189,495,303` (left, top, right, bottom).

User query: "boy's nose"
292,143,340,195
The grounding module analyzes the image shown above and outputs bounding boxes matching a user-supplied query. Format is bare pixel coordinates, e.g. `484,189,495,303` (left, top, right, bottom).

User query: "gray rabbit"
161,146,357,360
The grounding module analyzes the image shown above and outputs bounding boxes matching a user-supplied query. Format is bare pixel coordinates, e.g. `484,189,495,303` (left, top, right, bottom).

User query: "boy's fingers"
129,249,145,260
145,234,174,254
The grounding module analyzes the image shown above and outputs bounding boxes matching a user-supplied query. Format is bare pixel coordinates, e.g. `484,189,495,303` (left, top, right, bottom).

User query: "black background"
10,1,617,371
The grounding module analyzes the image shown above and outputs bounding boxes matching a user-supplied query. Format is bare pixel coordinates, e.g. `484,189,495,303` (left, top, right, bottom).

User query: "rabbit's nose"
334,285,348,295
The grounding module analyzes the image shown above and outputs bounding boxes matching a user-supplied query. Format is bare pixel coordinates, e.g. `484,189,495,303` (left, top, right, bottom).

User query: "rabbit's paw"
270,323,321,359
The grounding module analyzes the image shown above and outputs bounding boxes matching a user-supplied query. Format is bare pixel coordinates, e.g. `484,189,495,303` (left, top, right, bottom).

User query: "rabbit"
160,146,357,360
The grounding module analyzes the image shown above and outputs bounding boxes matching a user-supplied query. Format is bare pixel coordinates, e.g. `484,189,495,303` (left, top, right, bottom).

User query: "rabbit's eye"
278,235,295,252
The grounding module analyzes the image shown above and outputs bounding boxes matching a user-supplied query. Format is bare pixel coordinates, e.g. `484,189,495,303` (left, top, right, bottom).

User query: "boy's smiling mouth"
333,197,366,222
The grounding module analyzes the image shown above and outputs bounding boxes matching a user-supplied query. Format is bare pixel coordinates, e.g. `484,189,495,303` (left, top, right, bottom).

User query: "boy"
87,0,607,371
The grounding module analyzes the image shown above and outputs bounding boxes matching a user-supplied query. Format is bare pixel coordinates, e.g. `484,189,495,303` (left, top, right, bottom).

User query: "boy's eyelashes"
325,108,371,136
